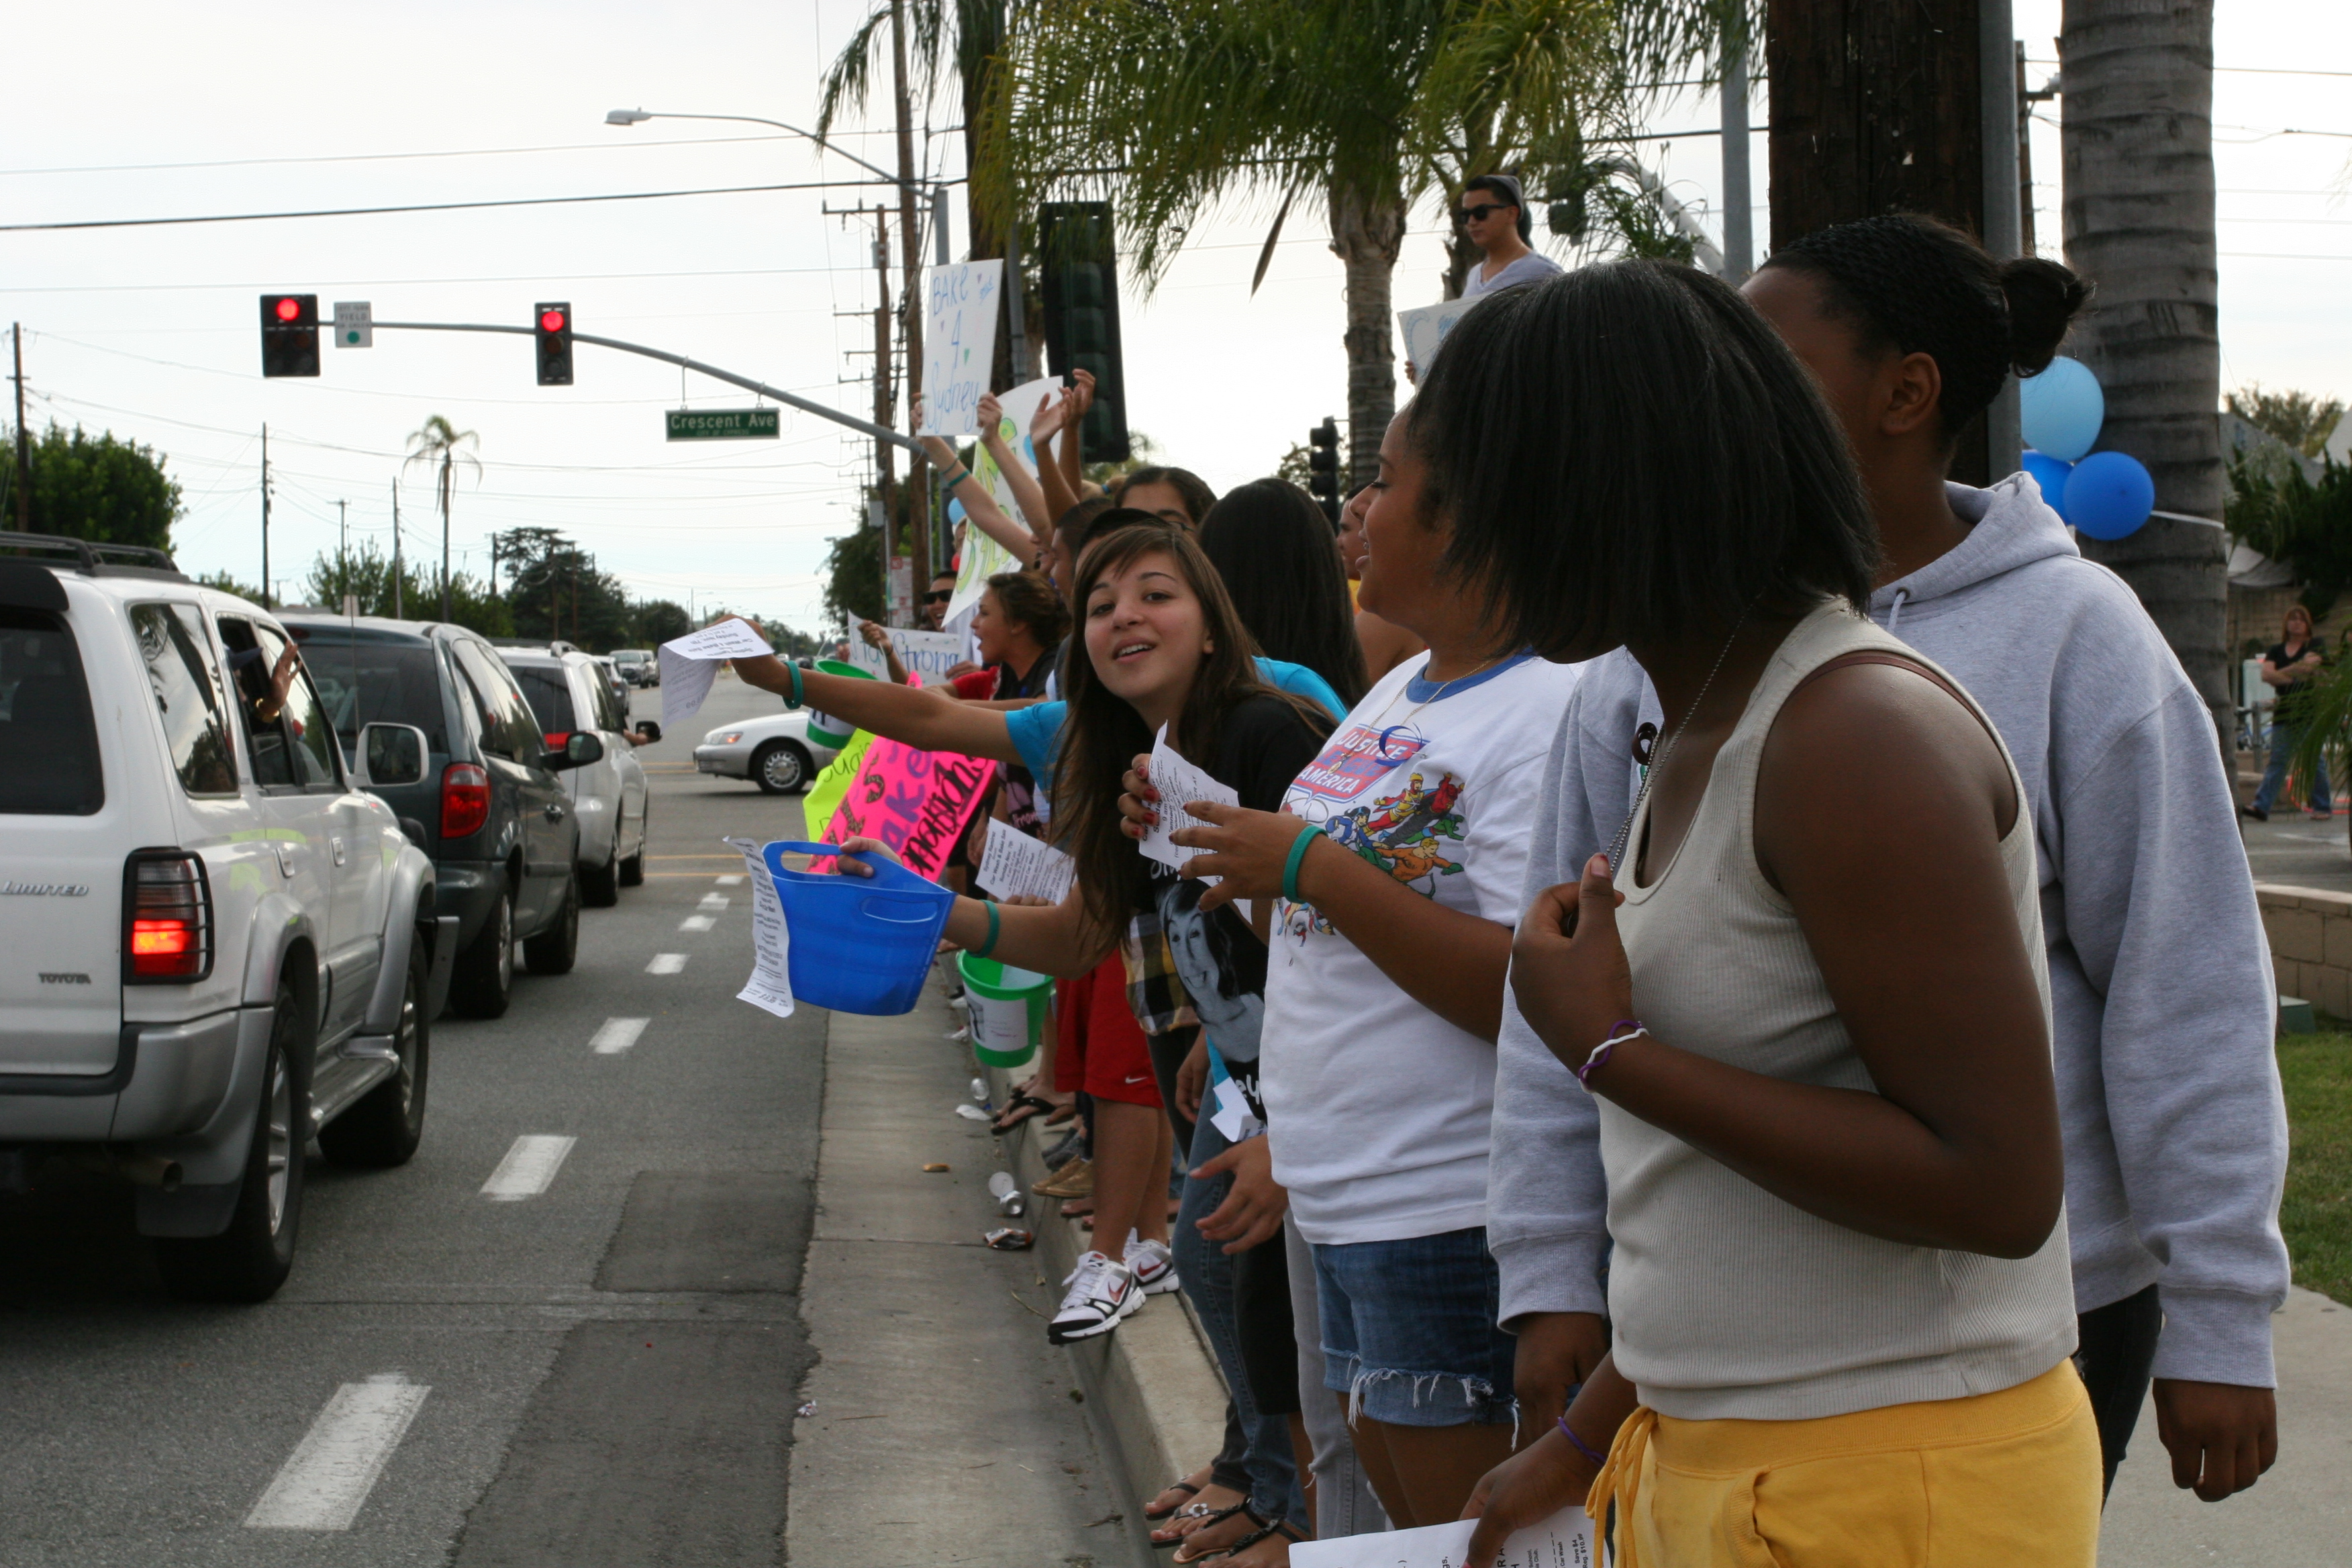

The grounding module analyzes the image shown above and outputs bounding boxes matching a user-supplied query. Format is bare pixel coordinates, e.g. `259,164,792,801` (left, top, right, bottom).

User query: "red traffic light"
274,296,303,322
539,309,567,334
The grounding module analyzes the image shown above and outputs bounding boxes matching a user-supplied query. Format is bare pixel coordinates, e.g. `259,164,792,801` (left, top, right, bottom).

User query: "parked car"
693,709,841,794
283,615,600,1019
502,648,651,905
591,654,631,715
611,648,656,687
0,534,447,1302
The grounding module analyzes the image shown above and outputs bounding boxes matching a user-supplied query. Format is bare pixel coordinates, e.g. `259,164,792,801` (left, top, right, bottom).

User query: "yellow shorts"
1596,1361,2101,1568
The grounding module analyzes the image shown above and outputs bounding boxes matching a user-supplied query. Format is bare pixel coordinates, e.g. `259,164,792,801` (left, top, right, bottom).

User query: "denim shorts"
1312,1226,1518,1428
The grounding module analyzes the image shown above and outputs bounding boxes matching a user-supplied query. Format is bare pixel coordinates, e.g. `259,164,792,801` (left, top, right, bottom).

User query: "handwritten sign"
820,735,997,882
919,258,1005,438
848,627,970,686
975,818,1076,905
801,730,875,842
1398,299,1477,378
944,375,1062,628
1291,1506,1594,1568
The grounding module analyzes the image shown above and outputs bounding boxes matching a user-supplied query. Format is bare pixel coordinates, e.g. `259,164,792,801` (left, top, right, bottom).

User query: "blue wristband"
785,659,804,709
977,899,1000,959
1281,824,1320,905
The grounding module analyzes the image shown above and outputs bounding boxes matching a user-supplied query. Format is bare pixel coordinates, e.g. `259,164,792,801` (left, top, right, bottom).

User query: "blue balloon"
945,495,967,526
2020,450,2073,521
2020,355,2105,462
2065,450,2156,540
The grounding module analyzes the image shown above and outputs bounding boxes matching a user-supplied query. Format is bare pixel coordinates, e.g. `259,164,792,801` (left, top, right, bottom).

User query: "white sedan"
693,709,842,794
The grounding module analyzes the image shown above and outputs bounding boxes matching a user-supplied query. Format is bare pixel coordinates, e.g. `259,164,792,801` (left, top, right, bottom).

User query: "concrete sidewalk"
785,979,1150,1568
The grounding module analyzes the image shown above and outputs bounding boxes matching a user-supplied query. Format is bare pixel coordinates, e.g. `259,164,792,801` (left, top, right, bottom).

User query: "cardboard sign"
801,730,876,842
943,375,1062,626
1398,299,1477,377
848,627,969,686
919,259,1005,437
820,734,997,882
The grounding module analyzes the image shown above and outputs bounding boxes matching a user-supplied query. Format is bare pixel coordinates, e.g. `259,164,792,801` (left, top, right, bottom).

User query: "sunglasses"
923,589,953,604
1454,201,1513,224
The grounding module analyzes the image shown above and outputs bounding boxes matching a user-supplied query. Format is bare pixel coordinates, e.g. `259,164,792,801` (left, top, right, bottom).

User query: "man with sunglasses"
1455,175,1562,299
919,570,957,632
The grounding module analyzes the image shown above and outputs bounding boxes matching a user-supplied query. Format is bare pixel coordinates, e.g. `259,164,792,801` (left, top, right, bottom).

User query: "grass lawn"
2279,1030,2352,1305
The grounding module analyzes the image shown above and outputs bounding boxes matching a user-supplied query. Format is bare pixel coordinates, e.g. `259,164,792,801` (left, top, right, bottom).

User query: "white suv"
0,537,446,1303
503,648,650,905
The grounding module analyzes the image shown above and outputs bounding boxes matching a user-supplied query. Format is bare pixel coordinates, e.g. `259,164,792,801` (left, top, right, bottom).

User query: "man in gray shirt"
1457,175,1565,297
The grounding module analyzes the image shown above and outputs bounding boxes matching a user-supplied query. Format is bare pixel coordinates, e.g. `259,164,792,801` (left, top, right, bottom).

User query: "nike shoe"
1049,1251,1142,1344
1124,1235,1180,1295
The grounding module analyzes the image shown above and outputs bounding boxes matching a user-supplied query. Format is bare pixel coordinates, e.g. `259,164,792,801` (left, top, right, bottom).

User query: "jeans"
1175,1114,1307,1528
2253,720,2331,814
1286,1216,1387,1538
2075,1283,2163,1500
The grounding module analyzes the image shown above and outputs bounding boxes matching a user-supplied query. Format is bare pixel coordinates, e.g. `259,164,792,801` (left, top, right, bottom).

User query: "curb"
967,1003,1229,1542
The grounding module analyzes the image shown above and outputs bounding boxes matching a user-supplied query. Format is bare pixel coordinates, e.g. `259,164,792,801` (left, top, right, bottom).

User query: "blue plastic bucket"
762,840,954,1015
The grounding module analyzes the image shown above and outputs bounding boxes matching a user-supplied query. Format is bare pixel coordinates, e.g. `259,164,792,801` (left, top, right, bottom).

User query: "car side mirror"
357,722,430,787
545,730,605,771
637,720,663,744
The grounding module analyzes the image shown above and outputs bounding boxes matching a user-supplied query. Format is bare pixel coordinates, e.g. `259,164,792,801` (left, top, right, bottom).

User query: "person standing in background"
2246,603,2331,822
1455,175,1563,299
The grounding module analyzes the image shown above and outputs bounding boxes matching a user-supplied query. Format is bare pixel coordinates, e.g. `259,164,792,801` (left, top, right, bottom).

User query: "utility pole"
337,498,348,579
11,324,31,532
872,205,900,620
890,0,930,582
1719,21,1753,282
260,424,272,609
391,479,405,619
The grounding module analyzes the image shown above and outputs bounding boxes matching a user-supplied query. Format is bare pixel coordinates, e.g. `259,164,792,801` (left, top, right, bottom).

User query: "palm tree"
2059,1,2228,746
403,415,479,624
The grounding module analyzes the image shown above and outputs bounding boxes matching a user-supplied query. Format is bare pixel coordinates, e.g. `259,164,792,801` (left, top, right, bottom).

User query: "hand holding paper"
1137,728,1238,879
975,819,1076,906
658,619,777,732
1289,1506,1594,1568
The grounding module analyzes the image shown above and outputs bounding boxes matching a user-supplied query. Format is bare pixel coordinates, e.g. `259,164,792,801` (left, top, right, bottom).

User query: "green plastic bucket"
958,950,1051,1069
805,658,877,748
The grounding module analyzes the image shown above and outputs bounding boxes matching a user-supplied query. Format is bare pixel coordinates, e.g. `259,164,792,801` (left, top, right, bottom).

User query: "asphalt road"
0,676,887,1567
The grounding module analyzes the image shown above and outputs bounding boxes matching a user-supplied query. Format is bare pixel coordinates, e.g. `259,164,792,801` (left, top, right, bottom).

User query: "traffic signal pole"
362,319,929,458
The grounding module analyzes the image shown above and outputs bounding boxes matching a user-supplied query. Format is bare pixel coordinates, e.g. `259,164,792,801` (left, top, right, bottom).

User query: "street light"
604,107,949,264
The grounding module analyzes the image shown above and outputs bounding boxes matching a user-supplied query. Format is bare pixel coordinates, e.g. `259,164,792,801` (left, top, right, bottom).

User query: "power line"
0,128,912,179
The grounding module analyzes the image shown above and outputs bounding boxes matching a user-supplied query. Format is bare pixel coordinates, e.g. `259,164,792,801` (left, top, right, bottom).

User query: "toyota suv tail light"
125,851,213,982
440,762,491,839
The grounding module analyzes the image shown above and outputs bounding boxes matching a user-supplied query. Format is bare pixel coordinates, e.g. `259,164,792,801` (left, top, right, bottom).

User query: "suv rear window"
511,666,577,737
297,637,450,755
0,608,103,815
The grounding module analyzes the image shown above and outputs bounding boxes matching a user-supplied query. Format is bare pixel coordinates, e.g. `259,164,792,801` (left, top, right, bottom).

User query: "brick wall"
2257,883,2352,1015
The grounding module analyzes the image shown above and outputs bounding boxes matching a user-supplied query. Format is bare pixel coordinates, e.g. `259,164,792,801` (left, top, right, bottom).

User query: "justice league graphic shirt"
1262,651,1585,1245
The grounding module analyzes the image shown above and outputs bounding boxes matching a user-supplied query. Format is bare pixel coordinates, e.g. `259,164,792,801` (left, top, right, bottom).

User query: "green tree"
194,568,266,603
403,414,479,623
492,528,635,649
303,538,433,618
631,599,692,646
0,422,182,552
2229,385,2346,460
824,524,887,629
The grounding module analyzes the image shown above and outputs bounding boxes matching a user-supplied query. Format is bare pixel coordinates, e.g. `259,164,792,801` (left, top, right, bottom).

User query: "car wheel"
156,980,305,1302
524,873,581,975
619,803,648,887
448,883,516,1019
751,740,809,795
319,940,430,1169
581,840,620,908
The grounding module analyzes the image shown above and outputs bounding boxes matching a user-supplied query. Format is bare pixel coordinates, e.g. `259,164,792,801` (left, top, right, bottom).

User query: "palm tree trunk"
2059,0,2228,748
1330,184,1408,489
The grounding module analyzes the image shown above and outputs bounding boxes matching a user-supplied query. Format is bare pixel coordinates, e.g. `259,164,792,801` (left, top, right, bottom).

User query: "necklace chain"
1605,616,1747,880
1369,650,1508,738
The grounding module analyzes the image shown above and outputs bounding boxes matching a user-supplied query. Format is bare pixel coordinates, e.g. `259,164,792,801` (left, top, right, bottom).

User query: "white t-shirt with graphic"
1262,651,1583,1246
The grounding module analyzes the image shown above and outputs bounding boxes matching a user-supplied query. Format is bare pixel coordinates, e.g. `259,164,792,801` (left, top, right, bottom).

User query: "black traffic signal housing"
534,302,574,386
259,294,320,378
1036,201,1130,464
1308,417,1341,524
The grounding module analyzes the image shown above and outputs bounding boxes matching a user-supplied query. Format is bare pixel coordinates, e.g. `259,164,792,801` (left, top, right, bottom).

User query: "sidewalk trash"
985,1227,1036,1251
759,839,954,1015
954,1103,991,1122
988,1170,1026,1216
970,1077,989,1103
797,1401,818,1418
922,1163,951,1173
957,952,1052,1068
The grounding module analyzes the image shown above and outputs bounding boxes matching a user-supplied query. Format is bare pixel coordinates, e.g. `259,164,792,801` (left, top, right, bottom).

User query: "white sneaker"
1049,1251,1143,1344
1124,1235,1180,1295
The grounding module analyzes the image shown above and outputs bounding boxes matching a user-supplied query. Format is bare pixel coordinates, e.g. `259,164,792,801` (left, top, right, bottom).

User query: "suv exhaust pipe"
62,1147,184,1191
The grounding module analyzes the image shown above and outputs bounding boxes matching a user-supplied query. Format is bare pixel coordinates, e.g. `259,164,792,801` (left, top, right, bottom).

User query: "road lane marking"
590,1018,649,1055
715,874,744,886
698,893,732,910
646,953,687,974
679,915,716,932
481,1135,577,1200
245,1375,430,1530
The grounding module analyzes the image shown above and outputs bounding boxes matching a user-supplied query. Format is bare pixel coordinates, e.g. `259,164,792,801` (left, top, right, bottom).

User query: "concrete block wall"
2258,883,2352,1016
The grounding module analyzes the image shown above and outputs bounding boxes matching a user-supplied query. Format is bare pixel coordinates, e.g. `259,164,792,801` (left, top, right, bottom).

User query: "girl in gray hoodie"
1484,215,2288,1506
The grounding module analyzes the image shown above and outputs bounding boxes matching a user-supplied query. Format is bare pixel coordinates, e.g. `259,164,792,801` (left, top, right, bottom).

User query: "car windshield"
293,635,449,756
511,666,576,736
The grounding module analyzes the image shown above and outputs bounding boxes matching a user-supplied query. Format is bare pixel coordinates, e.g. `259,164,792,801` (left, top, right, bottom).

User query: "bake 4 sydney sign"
818,734,996,882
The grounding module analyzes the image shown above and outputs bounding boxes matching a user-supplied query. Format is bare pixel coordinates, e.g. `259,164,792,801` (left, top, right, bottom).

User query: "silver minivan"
503,649,650,905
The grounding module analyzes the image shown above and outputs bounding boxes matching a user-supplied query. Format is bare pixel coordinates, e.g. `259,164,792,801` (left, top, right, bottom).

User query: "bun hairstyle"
1761,213,2093,438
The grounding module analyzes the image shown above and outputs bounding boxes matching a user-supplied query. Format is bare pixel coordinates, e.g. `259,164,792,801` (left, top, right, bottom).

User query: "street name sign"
666,408,780,441
333,301,372,348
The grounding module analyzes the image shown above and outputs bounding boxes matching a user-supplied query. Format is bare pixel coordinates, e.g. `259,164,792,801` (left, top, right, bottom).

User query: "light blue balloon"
2065,450,2156,540
2020,450,2073,522
946,496,967,526
2020,356,2104,461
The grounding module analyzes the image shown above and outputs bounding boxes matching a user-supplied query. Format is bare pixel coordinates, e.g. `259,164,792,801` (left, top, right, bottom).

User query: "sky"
3,2,2345,636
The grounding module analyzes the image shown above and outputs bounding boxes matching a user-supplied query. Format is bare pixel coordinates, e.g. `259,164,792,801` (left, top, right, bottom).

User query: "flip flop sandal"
991,1092,1061,1135
1220,1518,1308,1562
1171,1505,1267,1562
1155,1500,1251,1552
1144,1479,1202,1520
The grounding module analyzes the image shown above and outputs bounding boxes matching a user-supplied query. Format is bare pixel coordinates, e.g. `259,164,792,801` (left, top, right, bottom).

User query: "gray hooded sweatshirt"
1487,475,2290,1387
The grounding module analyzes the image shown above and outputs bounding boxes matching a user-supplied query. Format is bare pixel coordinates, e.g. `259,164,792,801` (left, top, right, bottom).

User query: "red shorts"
1055,953,1163,1108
